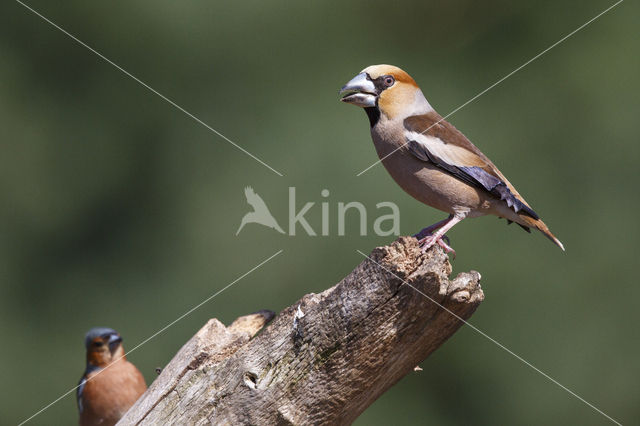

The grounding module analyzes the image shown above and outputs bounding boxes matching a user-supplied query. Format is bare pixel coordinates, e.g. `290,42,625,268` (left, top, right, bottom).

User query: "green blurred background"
1,0,638,424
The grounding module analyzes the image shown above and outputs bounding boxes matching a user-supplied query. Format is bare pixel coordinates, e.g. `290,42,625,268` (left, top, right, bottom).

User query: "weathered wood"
119,237,484,425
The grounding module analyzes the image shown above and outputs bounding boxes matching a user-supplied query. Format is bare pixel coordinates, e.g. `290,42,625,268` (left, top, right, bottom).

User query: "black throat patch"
364,107,380,127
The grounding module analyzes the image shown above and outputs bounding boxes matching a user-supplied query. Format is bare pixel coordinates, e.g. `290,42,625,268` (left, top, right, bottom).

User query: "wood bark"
118,237,484,425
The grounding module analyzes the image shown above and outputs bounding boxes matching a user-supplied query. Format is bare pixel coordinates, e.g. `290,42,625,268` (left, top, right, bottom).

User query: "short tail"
518,215,565,251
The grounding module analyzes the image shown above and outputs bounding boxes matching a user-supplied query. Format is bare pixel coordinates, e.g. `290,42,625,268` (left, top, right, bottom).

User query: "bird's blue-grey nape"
84,327,119,348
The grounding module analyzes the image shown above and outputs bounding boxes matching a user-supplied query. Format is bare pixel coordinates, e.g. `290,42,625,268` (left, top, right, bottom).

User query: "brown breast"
370,118,489,215
79,361,146,426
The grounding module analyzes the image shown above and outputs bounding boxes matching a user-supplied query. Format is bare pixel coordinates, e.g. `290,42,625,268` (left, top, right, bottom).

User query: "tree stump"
119,237,484,425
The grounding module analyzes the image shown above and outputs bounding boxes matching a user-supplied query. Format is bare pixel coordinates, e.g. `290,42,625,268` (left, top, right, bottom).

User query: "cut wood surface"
118,237,484,425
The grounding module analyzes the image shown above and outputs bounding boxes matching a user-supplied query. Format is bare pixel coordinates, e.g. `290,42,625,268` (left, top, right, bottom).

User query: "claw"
413,215,453,240
420,240,433,253
418,236,456,258
414,214,462,258
437,238,456,259
417,231,450,246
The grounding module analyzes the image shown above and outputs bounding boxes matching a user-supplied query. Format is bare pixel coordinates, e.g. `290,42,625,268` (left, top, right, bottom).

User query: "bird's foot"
417,233,450,246
436,238,456,259
413,215,454,240
418,234,456,259
414,223,445,240
414,227,434,241
415,229,450,245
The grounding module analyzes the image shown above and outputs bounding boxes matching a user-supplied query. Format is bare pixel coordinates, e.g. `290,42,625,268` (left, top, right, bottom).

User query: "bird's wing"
77,376,87,412
404,113,539,219
244,186,270,212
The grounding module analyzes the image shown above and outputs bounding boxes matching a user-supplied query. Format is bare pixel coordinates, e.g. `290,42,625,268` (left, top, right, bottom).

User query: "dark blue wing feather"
407,140,539,219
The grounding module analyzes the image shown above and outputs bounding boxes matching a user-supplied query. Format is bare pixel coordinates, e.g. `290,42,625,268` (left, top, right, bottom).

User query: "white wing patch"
405,131,486,168
405,130,540,219
77,377,87,412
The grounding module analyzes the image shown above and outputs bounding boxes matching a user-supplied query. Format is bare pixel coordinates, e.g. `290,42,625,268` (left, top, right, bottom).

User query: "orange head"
339,64,432,124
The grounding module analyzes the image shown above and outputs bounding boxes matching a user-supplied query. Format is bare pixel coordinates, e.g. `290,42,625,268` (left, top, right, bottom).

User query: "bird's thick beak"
107,333,122,349
339,72,377,108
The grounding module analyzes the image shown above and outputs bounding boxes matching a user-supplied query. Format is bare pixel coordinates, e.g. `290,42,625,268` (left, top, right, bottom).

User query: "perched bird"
236,186,285,235
77,327,147,426
340,64,563,254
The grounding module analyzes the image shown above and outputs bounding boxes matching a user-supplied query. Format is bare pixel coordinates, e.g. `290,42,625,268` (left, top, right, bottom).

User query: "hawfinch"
340,64,563,253
77,327,146,426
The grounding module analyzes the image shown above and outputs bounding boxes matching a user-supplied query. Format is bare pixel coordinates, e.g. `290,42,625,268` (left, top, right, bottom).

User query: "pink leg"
418,215,464,257
413,215,453,240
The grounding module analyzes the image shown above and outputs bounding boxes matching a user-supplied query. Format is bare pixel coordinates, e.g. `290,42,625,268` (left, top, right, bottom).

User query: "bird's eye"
383,76,395,87
93,341,104,347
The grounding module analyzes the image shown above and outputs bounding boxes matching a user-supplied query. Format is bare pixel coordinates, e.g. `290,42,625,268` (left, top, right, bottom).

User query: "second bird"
340,64,564,254
77,327,147,426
